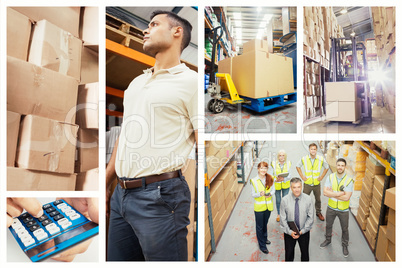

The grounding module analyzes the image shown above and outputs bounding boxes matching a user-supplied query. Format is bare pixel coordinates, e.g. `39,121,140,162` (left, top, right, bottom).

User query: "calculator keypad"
10,200,81,249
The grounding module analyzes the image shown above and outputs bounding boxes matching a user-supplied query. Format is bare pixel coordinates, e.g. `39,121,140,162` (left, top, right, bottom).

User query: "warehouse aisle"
303,105,395,134
205,95,297,133
210,141,375,261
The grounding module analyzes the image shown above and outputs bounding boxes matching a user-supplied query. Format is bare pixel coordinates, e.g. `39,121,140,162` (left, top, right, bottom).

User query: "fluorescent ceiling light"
340,8,348,14
350,31,356,37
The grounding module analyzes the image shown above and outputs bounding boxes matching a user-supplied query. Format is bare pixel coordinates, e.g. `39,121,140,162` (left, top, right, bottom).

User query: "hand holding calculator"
9,199,99,262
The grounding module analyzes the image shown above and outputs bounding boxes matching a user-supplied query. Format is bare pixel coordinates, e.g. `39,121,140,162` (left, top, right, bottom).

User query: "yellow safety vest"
251,178,274,212
328,173,353,211
272,161,291,190
301,155,324,185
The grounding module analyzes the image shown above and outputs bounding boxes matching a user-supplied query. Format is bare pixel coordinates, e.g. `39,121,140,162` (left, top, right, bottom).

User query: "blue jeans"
254,209,271,251
275,188,290,214
107,175,191,261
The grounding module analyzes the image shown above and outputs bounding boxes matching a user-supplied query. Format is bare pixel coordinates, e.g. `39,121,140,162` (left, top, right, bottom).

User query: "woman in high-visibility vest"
251,161,275,254
269,150,291,222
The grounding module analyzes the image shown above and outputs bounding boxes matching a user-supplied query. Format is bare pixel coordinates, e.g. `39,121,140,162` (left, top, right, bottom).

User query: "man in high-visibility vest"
320,158,354,258
296,143,329,221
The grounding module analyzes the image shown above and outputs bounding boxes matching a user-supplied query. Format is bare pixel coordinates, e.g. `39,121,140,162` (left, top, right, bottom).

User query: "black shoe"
320,240,331,249
261,248,269,254
343,245,349,257
266,239,271,245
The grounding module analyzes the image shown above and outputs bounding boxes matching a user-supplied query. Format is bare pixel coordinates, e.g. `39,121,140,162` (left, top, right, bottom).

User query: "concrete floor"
209,141,376,262
205,94,297,133
304,105,395,133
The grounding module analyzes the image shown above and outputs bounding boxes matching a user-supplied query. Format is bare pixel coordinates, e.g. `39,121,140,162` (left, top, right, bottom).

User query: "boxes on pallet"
76,83,99,129
11,7,81,37
75,168,99,191
7,8,32,61
80,46,99,85
16,115,78,174
231,50,294,98
7,111,21,167
7,167,76,191
7,56,79,123
76,129,99,173
29,20,82,81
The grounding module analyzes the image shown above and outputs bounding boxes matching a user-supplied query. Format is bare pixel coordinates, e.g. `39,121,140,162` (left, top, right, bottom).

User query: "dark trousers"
275,188,290,214
284,231,310,261
303,184,322,214
254,209,271,251
107,176,191,261
325,207,349,246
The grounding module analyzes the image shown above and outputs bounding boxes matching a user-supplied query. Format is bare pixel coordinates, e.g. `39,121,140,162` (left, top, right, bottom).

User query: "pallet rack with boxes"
105,10,198,261
7,7,99,191
324,141,395,261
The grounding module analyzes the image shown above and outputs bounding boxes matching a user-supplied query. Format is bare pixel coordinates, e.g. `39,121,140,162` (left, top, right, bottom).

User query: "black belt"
118,170,180,189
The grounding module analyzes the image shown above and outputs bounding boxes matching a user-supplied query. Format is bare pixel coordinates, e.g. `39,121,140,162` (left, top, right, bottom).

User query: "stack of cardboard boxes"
345,146,368,191
371,7,395,116
218,39,294,99
304,60,321,120
7,7,99,191
206,141,241,179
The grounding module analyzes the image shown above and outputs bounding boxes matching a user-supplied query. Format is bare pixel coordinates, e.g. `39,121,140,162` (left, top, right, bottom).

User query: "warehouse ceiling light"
340,8,348,15
350,31,356,37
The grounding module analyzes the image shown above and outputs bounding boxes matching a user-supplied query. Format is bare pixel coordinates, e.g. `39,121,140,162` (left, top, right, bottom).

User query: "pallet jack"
206,26,296,114
327,37,372,123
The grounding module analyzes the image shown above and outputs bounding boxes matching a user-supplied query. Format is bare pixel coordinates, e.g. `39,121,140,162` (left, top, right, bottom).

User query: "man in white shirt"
106,10,197,261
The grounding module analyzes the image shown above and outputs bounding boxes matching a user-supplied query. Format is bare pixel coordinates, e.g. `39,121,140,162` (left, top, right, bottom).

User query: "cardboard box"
326,100,361,122
232,51,294,98
218,57,233,76
388,209,395,225
386,221,395,244
372,184,383,204
366,157,385,175
75,168,99,191
376,225,388,261
7,56,79,123
77,129,99,173
76,83,99,129
210,180,224,206
356,211,367,230
364,169,375,189
16,115,78,174
387,240,395,261
373,175,386,193
384,187,395,210
29,20,82,81
80,7,99,46
7,111,21,167
11,7,80,37
326,82,362,102
7,167,76,191
7,8,32,60
243,39,268,53
80,46,99,85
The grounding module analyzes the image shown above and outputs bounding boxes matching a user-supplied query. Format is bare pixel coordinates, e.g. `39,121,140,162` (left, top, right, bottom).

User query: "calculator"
9,199,99,262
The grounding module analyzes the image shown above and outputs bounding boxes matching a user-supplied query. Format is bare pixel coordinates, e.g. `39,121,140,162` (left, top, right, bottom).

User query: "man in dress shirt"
280,177,314,261
106,10,197,261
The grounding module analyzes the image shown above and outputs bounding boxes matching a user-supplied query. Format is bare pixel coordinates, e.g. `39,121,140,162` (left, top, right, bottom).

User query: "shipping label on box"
16,115,78,174
7,8,32,61
29,20,82,81
7,56,79,123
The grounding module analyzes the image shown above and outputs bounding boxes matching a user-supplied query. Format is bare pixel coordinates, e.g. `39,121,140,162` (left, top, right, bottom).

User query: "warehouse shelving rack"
356,141,395,256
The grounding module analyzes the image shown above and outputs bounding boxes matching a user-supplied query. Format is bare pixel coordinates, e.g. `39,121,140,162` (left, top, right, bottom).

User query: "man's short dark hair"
151,10,193,52
309,143,317,149
336,158,347,166
290,177,302,185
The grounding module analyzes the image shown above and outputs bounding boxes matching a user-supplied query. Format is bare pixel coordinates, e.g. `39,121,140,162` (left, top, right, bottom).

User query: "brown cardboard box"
366,157,386,175
77,129,99,173
29,20,82,81
326,82,361,102
11,7,80,37
364,169,375,189
387,240,395,261
7,8,32,61
7,111,21,167
326,100,361,122
373,175,386,193
216,166,234,190
366,214,378,238
75,168,99,191
376,225,388,261
80,7,99,47
372,184,383,204
218,57,233,76
386,221,395,244
76,83,99,129
359,194,370,214
384,187,395,210
356,211,367,230
16,115,78,173
388,208,395,225
7,167,76,191
243,39,268,53
80,46,99,85
7,56,79,123
370,195,381,221
210,180,224,206
232,51,294,98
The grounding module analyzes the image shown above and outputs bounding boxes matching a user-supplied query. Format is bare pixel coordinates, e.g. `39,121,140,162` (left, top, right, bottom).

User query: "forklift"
327,37,372,123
